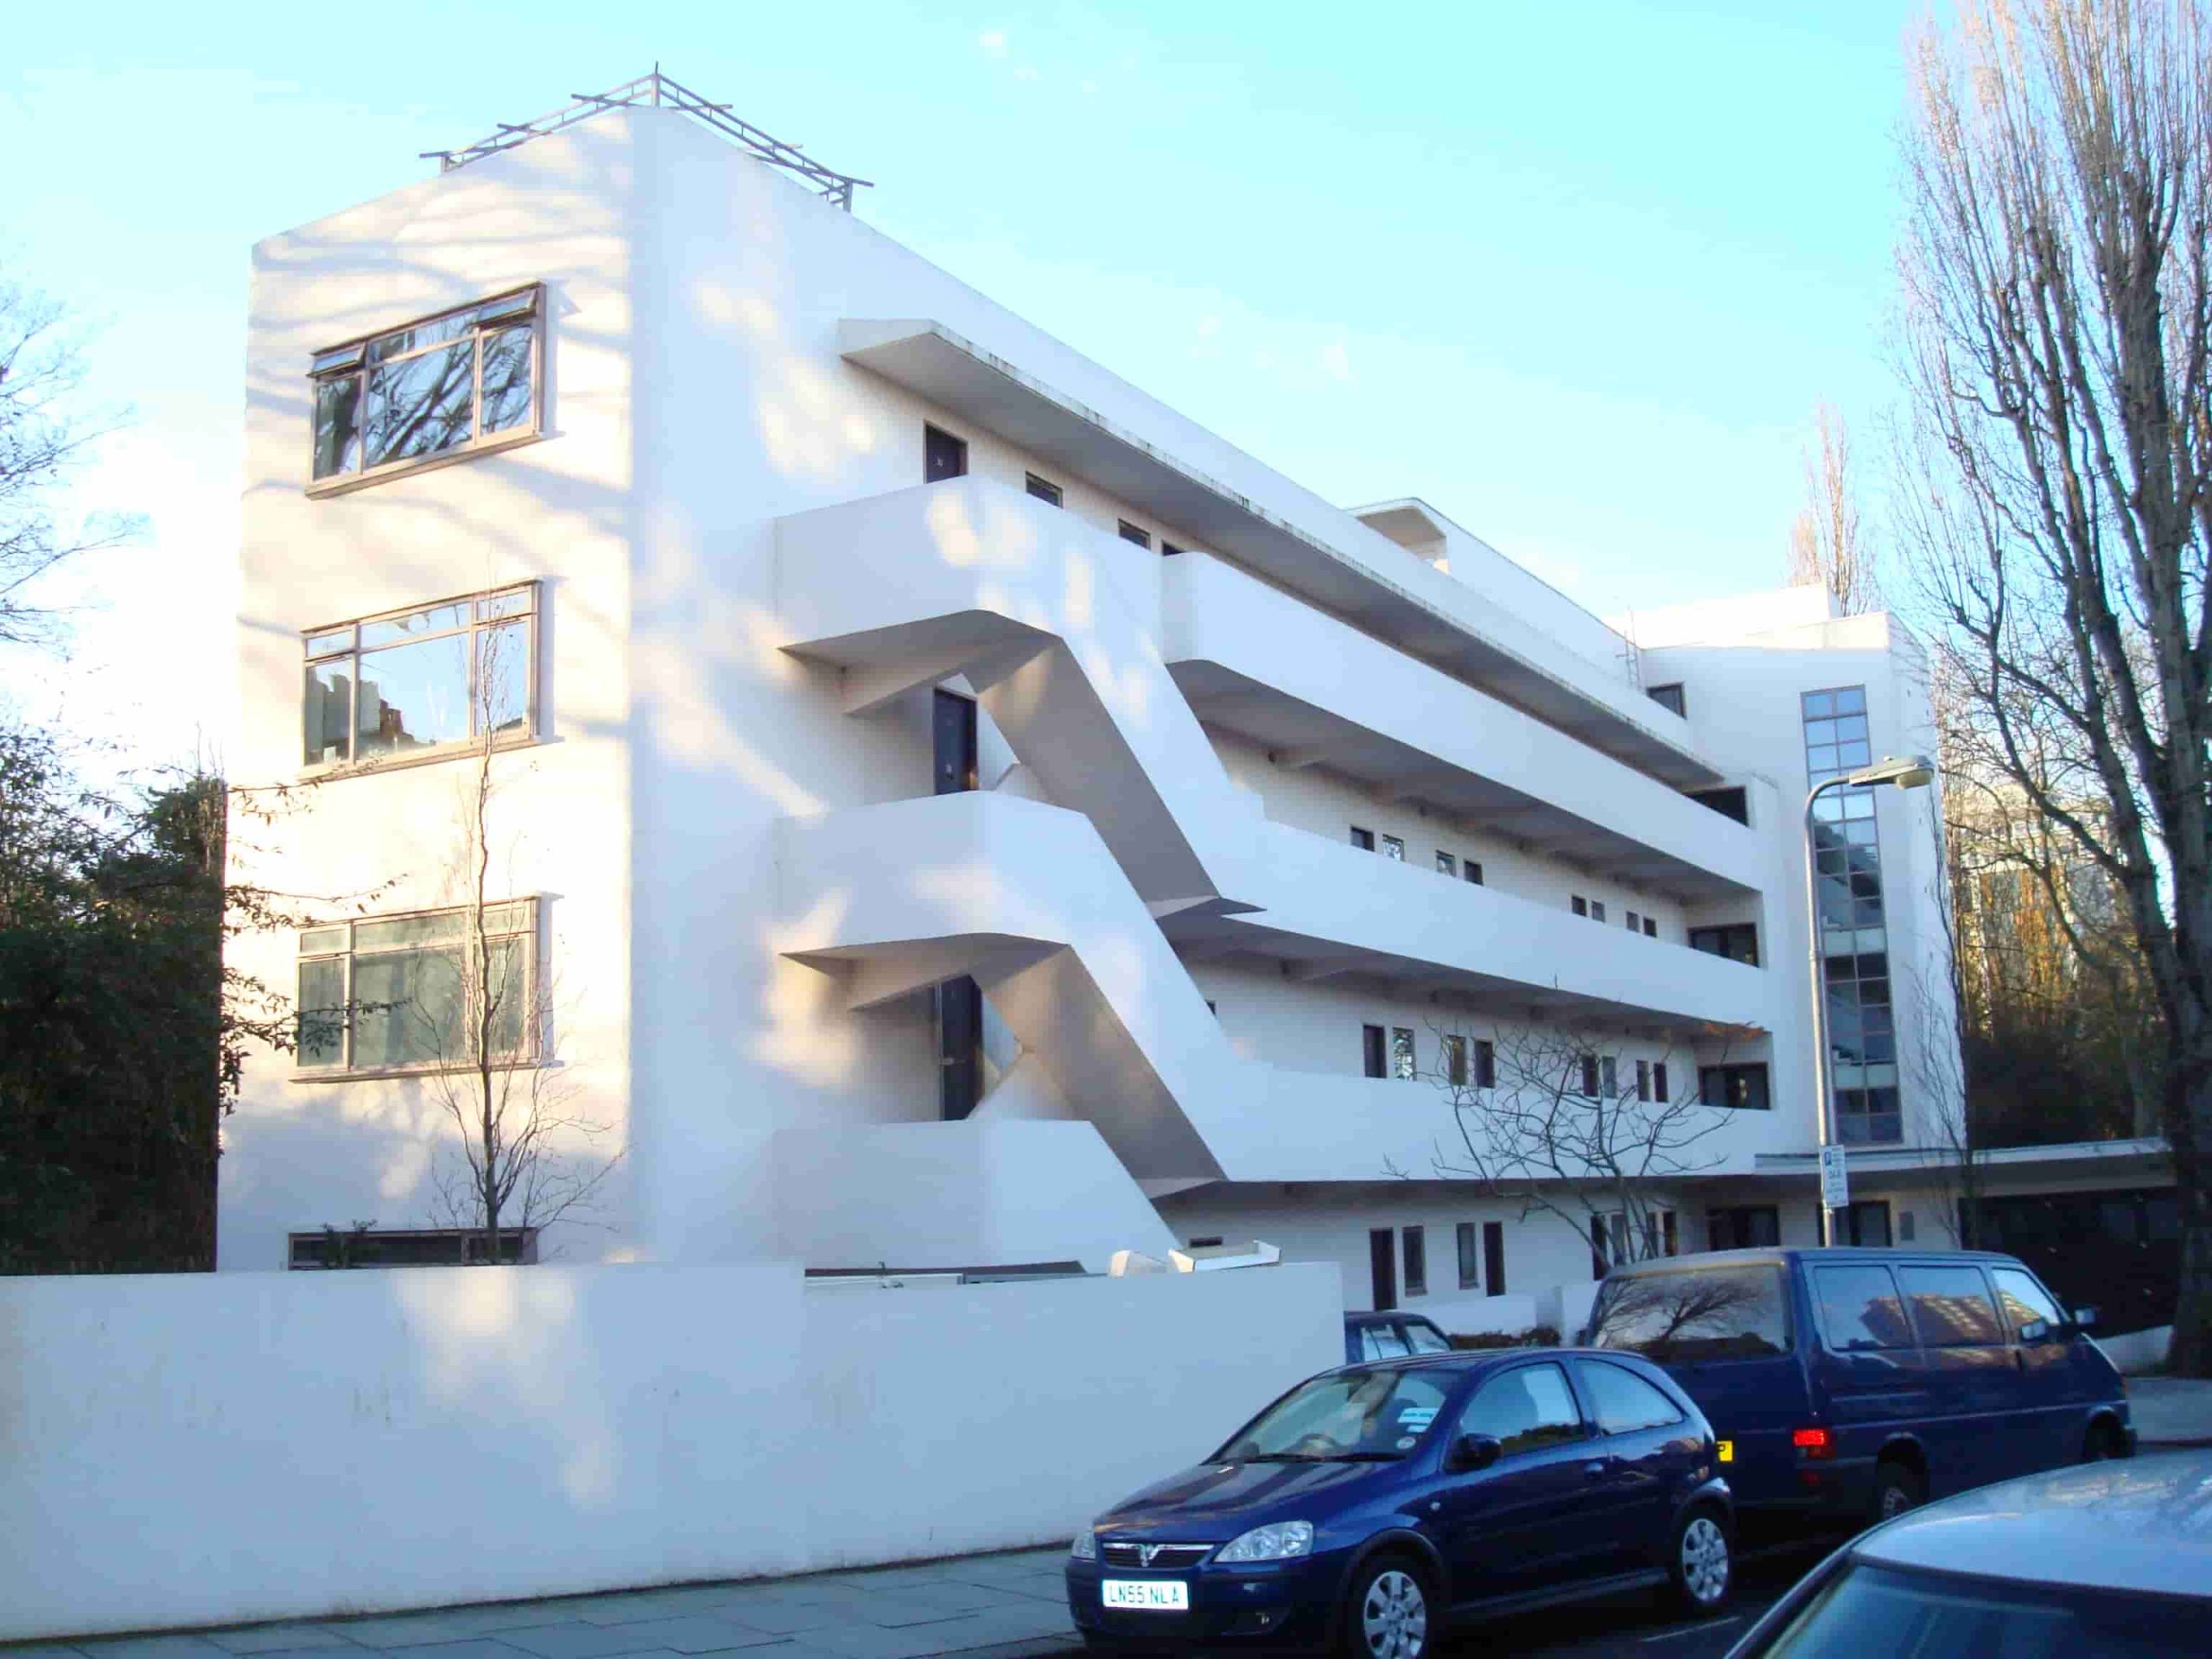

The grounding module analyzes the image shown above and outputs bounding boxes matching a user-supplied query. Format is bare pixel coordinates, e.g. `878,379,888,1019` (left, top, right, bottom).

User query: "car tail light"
1792,1427,1834,1460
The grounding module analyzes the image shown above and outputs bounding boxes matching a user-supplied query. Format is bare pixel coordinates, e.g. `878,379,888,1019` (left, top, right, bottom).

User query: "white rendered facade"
220,105,1967,1312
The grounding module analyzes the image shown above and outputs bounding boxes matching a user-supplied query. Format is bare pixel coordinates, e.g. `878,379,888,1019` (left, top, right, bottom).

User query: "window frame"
924,423,969,481
294,898,542,1081
1699,1062,1771,1111
1473,1039,1497,1090
1457,1221,1480,1290
1689,922,1761,966
1024,472,1064,506
288,1226,539,1268
1402,1226,1427,1296
301,582,541,779
1116,520,1152,549
306,284,547,497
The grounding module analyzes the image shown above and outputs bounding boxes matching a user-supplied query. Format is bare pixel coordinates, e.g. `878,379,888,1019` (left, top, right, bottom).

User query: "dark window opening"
1117,520,1151,549
1653,1061,1669,1103
1579,1054,1601,1097
1642,916,1659,938
1474,1039,1496,1090
1843,1199,1892,1249
1465,861,1484,886
1706,1205,1781,1250
1186,1236,1224,1249
938,976,984,1121
932,689,978,795
924,423,969,481
1690,786,1750,825
1483,1221,1506,1294
1402,1227,1427,1296
1572,895,1589,918
1351,826,1376,851
1363,1024,1388,1079
1161,540,1186,556
1369,1227,1397,1311
1689,923,1761,966
1025,472,1063,506
289,1227,537,1268
1646,683,1687,716
1699,1063,1771,1111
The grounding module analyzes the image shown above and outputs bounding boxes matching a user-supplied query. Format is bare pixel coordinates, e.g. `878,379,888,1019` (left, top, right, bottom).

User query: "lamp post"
1804,754,1936,1246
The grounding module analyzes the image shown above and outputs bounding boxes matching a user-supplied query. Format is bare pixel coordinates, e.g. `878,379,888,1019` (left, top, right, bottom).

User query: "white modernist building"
224,86,2012,1327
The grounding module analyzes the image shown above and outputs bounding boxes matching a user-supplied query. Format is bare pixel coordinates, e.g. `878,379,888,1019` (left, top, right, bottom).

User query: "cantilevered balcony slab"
776,475,1259,911
1165,551,1762,903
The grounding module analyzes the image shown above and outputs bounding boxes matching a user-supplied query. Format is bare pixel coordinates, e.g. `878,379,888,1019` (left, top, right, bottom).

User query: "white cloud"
978,28,1009,58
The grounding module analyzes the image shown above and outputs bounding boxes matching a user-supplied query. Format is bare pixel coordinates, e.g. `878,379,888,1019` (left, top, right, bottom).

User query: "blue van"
1585,1248,2131,1522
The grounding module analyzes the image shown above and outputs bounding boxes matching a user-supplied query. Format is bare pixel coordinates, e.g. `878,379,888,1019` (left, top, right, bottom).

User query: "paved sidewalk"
3,1549,1081,1659
2130,1376,2212,1447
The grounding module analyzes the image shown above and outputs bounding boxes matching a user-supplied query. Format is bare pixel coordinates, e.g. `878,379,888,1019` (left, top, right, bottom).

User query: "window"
1991,1267,2064,1337
1645,683,1687,717
1443,1034,1469,1087
1706,1205,1781,1249
1404,1319,1452,1355
303,584,537,770
1653,1061,1669,1103
1590,899,1608,924
1590,1265,1789,1360
1579,1362,1685,1433
1689,924,1760,966
1599,1057,1618,1097
1842,1198,1892,1247
1436,850,1458,877
1690,785,1749,824
1483,1221,1506,1294
1636,1059,1651,1102
1218,1369,1452,1463
1578,1054,1601,1097
1465,861,1484,886
1625,909,1641,932
296,901,537,1074
924,423,969,480
1643,916,1658,938
1391,1027,1416,1080
1572,895,1589,918
1899,1266,2003,1347
1402,1227,1427,1296
1458,1363,1583,1457
1161,540,1186,556
1024,472,1063,505
1380,834,1406,861
1116,520,1151,549
1363,1024,1388,1079
1805,685,1902,1145
1359,1325,1413,1361
289,1227,537,1268
309,287,542,487
1812,1264,1915,1351
1351,826,1376,851
1700,1063,1771,1110
1457,1222,1480,1290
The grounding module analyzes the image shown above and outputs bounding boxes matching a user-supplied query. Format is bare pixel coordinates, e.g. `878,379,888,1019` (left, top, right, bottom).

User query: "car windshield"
1589,1265,1789,1362
1217,1368,1453,1463
1757,1561,2205,1658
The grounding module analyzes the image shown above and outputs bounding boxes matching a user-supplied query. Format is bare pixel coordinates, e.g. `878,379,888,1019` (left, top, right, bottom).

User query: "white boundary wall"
0,1261,1340,1642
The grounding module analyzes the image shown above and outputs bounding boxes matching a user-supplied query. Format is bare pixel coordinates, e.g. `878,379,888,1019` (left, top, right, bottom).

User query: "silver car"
1725,1451,2211,1656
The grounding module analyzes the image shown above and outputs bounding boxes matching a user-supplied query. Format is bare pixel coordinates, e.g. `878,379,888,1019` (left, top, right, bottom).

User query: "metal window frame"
306,284,546,497
295,897,541,1078
301,581,540,778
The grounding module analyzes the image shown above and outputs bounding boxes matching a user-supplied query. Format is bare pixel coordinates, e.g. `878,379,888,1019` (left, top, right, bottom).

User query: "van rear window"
1588,1265,1789,1361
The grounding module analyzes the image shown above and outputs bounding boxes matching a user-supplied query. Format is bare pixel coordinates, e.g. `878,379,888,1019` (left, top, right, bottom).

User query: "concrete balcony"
1164,551,1761,904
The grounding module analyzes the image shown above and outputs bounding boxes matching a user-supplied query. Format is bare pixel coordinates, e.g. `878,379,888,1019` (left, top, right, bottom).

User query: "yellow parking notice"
1716,1440,1734,1463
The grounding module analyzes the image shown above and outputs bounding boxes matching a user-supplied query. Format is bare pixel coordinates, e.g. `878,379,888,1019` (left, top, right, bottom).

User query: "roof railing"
421,68,872,210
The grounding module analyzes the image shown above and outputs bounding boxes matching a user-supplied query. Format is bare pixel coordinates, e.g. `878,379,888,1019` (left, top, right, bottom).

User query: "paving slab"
202,1630,357,1656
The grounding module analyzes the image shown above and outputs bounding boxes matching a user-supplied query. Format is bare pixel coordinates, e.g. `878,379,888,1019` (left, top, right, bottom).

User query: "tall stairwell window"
934,689,983,1119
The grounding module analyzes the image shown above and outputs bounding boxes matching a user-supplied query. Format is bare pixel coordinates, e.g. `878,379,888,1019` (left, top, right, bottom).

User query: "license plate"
1102,1580,1189,1611
1716,1440,1734,1463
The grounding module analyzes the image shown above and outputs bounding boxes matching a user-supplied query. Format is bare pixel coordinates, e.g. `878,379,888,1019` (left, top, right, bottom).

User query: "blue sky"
3,0,1921,767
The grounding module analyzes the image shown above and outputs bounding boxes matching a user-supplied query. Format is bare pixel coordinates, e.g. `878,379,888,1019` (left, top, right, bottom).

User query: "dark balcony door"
934,690,983,1119
1370,1228,1398,1311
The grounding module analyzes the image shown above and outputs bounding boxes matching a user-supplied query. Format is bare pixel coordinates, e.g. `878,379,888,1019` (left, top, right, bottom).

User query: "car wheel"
1669,1507,1732,1614
1871,1459,1925,1524
2082,1419,2129,1462
1342,1556,1432,1659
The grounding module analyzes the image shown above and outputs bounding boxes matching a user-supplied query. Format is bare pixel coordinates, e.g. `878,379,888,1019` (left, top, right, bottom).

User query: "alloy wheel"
1360,1567,1428,1659
1680,1515,1730,1605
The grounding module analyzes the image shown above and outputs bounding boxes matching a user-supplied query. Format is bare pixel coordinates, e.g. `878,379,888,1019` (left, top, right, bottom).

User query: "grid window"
309,287,543,487
1117,520,1151,549
1025,473,1063,506
1391,1027,1416,1080
1381,835,1406,861
1402,1227,1427,1296
296,900,538,1075
303,584,537,771
1436,850,1458,877
1457,1222,1480,1290
1804,685,1901,1143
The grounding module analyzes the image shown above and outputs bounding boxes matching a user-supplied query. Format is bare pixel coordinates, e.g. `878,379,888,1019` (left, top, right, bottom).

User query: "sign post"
1818,1145,1850,1226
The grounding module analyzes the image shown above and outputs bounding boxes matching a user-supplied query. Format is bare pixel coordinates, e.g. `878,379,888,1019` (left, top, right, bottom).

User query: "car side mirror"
2018,1319,2052,1346
2072,1306,2099,1332
1447,1433,1503,1473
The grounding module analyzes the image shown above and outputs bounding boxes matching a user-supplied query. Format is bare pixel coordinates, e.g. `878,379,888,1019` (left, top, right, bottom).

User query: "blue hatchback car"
1586,1248,2132,1524
1066,1349,1733,1659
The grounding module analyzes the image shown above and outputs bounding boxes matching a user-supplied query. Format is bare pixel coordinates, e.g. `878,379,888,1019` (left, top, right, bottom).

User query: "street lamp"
1804,754,1936,1246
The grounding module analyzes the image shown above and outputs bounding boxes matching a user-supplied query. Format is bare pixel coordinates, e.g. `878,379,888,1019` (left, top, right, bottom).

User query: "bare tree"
414,623,617,1262
1789,404,1883,614
1894,0,2212,1370
0,264,132,646
1399,1017,1739,1269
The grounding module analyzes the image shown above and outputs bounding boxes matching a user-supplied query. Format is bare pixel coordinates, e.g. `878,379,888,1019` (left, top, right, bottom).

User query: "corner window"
296,900,538,1076
303,584,537,771
309,286,543,489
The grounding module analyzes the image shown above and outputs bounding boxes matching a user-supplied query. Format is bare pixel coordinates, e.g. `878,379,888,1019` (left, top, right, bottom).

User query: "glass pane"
478,587,532,620
356,632,471,756
296,957,348,1066
1381,835,1405,861
1839,740,1872,768
1813,1265,1914,1350
367,306,481,364
480,323,533,434
1808,744,1839,773
364,338,476,467
306,626,353,658
1589,1266,1789,1360
1992,1268,2063,1332
1900,1267,2003,1345
1804,718,1839,747
1220,1368,1451,1461
297,926,348,955
1834,686,1866,715
312,342,366,375
304,660,353,765
353,911,466,951
1580,1363,1684,1433
1802,690,1835,718
480,900,534,936
314,374,362,479
478,619,531,738
1842,791,1876,818
486,935,528,1056
477,289,537,324
1460,1363,1583,1455
362,602,469,647
1834,714,1869,742
353,945,464,1067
